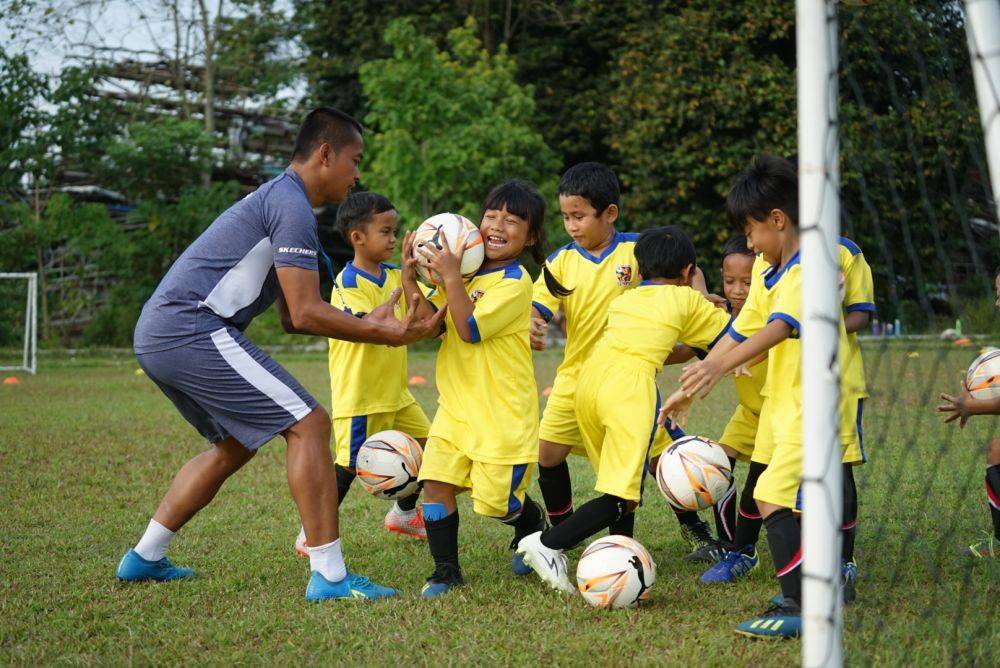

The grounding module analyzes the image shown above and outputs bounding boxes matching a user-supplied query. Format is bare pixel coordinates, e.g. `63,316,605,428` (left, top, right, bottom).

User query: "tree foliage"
359,17,557,226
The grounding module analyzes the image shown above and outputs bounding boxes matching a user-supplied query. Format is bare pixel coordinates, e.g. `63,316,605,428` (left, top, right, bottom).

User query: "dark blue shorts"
137,327,318,450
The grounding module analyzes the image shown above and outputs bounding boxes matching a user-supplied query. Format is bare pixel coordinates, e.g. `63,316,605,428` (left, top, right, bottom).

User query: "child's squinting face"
743,216,782,266
722,253,754,314
480,206,532,262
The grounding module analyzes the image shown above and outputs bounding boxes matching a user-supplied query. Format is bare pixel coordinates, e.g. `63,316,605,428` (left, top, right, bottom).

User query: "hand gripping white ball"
412,212,485,285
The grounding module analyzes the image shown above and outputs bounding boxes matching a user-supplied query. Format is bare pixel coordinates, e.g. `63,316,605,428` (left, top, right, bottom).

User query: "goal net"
0,273,38,375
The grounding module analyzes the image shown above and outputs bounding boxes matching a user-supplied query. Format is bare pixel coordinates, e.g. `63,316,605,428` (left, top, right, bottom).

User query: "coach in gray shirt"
117,108,445,600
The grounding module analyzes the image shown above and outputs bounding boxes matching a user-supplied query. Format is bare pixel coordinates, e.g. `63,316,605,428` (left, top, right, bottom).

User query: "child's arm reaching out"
679,318,792,399
938,381,1000,428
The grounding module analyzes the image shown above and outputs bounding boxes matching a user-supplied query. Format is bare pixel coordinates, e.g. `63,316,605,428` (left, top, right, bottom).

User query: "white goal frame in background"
0,272,38,375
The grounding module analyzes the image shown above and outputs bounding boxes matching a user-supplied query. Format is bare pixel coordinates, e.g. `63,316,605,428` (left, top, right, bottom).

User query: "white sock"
134,519,175,562
309,538,347,582
297,526,307,547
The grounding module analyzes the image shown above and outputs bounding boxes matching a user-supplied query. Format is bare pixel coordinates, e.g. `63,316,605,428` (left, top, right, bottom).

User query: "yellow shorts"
418,436,532,519
539,370,584,449
751,397,863,466
542,369,675,459
719,404,759,462
334,401,431,469
575,362,660,503
754,399,867,509
749,398,775,465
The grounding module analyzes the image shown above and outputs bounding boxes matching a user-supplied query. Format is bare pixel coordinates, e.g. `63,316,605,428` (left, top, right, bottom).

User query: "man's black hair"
336,191,395,242
292,107,363,160
723,234,754,259
635,226,697,281
558,162,620,215
726,154,798,231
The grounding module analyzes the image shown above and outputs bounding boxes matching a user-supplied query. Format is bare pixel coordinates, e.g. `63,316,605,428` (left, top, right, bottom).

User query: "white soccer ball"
576,535,656,609
355,430,423,500
967,349,1000,400
412,212,485,285
655,435,733,511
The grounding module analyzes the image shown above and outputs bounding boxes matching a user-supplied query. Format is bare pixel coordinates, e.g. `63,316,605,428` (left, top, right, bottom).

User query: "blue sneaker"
511,551,532,575
700,548,759,584
735,602,802,639
420,563,464,599
305,571,399,601
116,549,194,582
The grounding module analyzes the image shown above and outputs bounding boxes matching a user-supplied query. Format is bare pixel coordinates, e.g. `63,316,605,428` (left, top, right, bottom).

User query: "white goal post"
0,272,38,375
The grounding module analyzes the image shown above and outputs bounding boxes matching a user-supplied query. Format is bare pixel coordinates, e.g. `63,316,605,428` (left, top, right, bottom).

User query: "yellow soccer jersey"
327,263,417,418
428,261,538,463
591,281,733,372
765,258,859,445
532,232,641,378
839,237,875,399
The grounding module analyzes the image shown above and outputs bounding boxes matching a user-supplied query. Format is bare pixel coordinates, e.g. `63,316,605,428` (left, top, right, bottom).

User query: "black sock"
988,464,1000,541
335,464,355,505
673,509,702,527
538,461,574,525
541,494,629,551
842,464,858,563
425,508,461,575
608,510,635,537
764,508,802,606
506,494,546,541
397,491,419,512
733,461,766,553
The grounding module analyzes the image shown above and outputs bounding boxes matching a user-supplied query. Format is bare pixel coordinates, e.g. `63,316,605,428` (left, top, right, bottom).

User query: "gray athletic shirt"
134,168,320,353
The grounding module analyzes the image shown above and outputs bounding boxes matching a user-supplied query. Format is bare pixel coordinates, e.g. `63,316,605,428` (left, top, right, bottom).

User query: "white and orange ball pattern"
967,349,1000,400
412,212,485,285
355,430,423,500
655,435,733,511
576,535,656,609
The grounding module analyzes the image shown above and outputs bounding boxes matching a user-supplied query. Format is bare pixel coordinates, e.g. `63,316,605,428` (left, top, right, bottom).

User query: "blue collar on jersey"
345,262,390,287
474,259,523,277
571,231,638,264
763,251,801,290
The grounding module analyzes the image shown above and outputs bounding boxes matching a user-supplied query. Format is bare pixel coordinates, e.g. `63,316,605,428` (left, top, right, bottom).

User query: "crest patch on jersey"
615,265,633,287
470,289,486,302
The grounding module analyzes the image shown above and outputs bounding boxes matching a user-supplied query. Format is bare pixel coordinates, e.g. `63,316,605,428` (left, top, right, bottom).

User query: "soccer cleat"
384,503,428,541
962,535,999,558
700,548,759,584
735,602,802,639
842,561,858,605
681,520,721,562
421,563,465,599
116,549,194,582
516,531,576,593
305,571,399,601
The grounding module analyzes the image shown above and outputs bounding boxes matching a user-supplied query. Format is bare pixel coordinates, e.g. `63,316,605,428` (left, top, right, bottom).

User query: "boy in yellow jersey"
402,180,553,598
531,162,717,560
293,192,431,557
517,226,732,593
667,155,864,639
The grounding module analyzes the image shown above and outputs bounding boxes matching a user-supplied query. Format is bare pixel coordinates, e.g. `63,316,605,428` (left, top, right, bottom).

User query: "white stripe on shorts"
210,328,312,421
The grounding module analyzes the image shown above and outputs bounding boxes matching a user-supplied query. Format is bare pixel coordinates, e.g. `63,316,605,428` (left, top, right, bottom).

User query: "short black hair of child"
726,154,798,231
558,162,620,214
635,225,696,280
336,191,395,242
292,107,363,160
723,234,754,259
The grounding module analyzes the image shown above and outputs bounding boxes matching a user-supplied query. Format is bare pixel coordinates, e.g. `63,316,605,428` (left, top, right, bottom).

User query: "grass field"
1,343,997,665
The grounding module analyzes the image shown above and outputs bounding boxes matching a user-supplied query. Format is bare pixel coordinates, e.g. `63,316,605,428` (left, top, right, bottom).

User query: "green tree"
359,17,558,227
